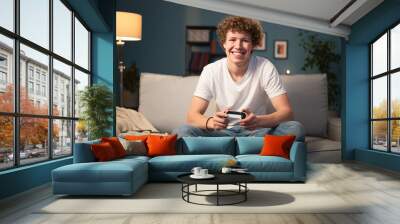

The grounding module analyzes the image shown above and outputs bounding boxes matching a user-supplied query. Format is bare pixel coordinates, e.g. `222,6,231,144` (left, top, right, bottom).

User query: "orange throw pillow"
124,135,148,142
101,137,127,158
91,142,117,161
259,135,296,159
146,134,177,157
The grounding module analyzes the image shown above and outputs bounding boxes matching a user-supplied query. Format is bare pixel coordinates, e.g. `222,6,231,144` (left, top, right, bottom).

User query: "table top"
177,172,255,185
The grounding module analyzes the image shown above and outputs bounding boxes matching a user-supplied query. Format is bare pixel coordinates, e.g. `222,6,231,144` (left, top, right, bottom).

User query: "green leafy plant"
79,84,113,140
299,32,341,112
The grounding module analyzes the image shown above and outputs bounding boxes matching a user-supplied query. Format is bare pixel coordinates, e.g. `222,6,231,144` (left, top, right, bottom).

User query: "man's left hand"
239,109,259,130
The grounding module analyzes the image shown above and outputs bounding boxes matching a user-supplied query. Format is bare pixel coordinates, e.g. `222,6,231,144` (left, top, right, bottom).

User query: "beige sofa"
117,72,341,163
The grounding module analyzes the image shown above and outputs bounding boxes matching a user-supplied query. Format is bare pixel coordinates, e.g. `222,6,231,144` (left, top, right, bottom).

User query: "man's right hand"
210,110,229,130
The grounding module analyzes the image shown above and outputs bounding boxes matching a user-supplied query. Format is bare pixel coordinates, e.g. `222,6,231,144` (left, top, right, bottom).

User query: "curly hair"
217,16,263,47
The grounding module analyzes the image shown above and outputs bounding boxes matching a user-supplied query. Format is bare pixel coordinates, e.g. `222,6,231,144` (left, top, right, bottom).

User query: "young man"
174,16,305,141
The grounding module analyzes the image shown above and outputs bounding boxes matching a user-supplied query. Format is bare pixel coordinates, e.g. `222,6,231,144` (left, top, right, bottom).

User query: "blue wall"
117,0,343,76
344,0,400,171
0,0,116,200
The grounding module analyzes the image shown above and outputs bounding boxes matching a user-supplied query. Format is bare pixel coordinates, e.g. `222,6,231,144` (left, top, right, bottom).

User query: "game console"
226,111,247,119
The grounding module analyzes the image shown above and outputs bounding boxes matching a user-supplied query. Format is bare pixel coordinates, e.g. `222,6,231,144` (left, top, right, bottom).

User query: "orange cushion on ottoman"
91,142,117,161
146,134,177,157
101,137,127,158
259,135,296,159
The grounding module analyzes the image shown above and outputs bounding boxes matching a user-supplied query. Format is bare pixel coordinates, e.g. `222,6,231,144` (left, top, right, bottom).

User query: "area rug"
37,183,361,214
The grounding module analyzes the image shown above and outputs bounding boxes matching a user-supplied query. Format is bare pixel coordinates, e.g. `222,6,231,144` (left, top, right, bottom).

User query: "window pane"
0,0,14,31
372,33,387,76
53,0,72,60
20,44,49,115
20,117,49,165
372,121,388,151
391,120,400,153
372,77,387,119
75,120,88,143
0,35,14,112
53,119,72,158
391,24,400,70
391,72,400,118
53,59,72,117
20,0,49,49
74,69,89,118
74,18,89,70
0,116,13,170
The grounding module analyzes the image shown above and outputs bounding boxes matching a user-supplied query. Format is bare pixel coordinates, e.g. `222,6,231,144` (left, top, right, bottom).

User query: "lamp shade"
116,11,142,41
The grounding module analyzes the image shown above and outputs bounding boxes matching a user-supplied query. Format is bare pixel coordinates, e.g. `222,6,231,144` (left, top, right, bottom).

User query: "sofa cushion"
90,142,118,162
259,135,296,159
179,137,235,155
236,137,263,155
147,134,177,157
278,74,328,137
148,154,235,172
139,73,216,133
236,155,293,172
101,137,127,158
52,159,147,183
73,140,100,163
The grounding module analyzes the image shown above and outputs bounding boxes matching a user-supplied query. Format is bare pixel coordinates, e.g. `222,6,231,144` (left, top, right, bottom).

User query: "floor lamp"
116,11,142,107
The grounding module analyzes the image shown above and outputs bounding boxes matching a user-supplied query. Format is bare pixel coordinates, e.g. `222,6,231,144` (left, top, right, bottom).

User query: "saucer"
190,174,215,179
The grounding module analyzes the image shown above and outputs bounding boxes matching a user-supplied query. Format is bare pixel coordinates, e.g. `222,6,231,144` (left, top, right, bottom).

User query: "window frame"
0,0,92,171
370,19,400,154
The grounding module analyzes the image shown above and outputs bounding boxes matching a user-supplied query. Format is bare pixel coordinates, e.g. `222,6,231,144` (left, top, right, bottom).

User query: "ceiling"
163,0,384,38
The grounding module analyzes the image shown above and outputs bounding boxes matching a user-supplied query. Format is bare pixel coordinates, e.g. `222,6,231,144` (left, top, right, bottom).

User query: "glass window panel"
372,77,387,119
20,44,49,115
391,120,400,153
75,120,88,143
74,18,89,70
0,116,14,170
20,117,49,165
20,0,49,49
74,69,89,118
53,119,72,158
0,0,14,31
0,34,14,112
53,0,72,60
391,72,400,118
372,33,387,76
53,59,72,117
391,24,400,70
372,121,388,151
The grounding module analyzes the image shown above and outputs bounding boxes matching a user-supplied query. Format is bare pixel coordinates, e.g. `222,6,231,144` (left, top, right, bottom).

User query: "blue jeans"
172,121,305,141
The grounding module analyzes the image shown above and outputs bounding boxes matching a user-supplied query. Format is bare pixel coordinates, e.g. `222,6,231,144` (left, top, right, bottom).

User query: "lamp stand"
117,40,125,107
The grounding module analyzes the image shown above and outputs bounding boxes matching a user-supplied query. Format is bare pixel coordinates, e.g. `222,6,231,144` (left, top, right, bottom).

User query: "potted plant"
299,32,341,112
79,84,113,140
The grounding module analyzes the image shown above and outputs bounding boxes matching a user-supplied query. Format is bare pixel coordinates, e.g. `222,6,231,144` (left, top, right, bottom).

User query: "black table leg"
217,184,219,206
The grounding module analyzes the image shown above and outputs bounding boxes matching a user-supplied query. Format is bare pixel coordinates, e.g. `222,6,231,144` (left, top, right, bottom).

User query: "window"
0,0,91,170
370,23,400,154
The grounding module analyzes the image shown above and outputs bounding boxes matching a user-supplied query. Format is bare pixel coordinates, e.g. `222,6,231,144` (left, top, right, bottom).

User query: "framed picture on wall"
274,40,288,59
254,32,266,51
186,28,211,43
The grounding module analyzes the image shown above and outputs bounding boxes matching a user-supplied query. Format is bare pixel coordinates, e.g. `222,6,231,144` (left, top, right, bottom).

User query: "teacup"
199,168,208,176
221,167,232,174
191,167,202,176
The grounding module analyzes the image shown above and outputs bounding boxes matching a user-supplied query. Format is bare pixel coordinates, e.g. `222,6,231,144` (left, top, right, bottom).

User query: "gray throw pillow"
119,138,147,156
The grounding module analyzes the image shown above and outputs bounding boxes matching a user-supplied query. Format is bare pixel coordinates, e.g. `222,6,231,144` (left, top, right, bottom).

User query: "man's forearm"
187,112,209,129
257,109,293,128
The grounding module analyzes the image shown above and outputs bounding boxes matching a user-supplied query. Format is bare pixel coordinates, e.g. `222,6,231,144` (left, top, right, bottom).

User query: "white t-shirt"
193,56,286,128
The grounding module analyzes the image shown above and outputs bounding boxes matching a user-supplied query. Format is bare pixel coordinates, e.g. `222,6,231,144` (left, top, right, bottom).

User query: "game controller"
226,111,247,119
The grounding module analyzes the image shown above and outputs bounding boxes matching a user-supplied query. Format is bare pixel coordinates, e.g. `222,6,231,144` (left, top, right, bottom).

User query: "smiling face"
223,30,254,67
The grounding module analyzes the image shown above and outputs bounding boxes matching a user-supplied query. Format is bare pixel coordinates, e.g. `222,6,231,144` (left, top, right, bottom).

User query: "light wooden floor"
1,161,400,224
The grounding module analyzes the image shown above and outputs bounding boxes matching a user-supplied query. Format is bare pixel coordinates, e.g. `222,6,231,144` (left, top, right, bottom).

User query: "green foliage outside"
372,99,400,143
299,32,341,112
79,84,113,140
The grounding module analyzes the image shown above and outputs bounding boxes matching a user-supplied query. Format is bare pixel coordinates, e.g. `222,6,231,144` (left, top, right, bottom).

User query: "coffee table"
177,172,255,206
